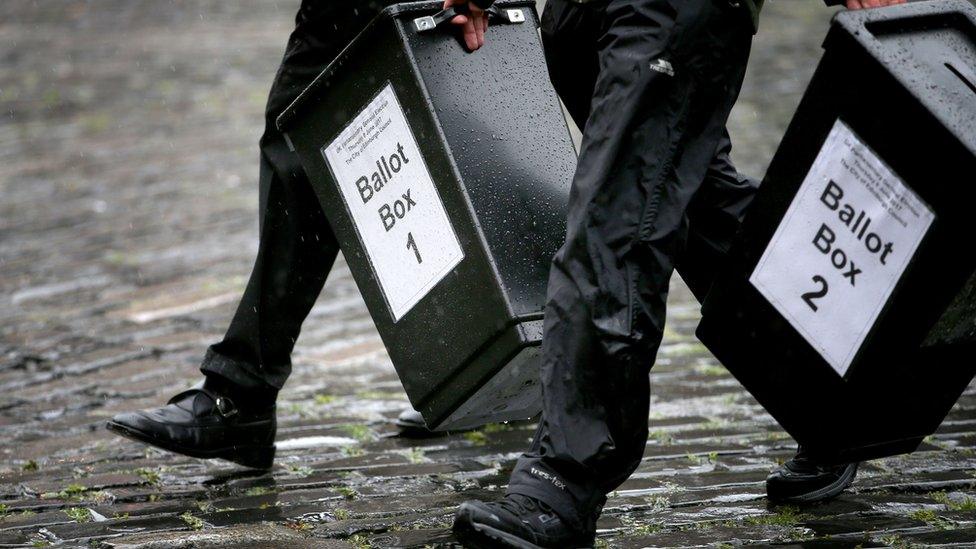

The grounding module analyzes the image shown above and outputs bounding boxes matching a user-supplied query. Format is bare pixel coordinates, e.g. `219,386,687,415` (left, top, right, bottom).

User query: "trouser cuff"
199,347,285,391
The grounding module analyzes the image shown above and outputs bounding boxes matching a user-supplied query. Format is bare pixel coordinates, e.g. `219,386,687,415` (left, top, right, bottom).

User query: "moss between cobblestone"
286,519,314,531
355,390,403,400
648,430,674,445
744,505,805,527
348,533,372,548
909,508,955,530
63,507,91,523
695,364,728,377
644,495,671,510
314,394,337,405
43,483,96,502
285,464,313,477
244,486,271,497
879,533,914,548
931,490,976,511
134,467,162,486
463,431,488,446
180,511,204,530
406,447,426,464
343,424,376,443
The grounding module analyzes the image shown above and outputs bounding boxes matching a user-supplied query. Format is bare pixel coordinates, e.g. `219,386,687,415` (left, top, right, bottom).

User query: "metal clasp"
215,396,238,418
504,9,525,23
414,15,436,32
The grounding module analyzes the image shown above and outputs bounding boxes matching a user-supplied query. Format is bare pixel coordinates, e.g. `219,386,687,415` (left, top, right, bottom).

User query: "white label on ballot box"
750,120,934,377
322,83,463,323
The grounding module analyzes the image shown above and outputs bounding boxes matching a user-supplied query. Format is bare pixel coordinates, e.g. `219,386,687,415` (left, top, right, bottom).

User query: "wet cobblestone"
2,1,975,547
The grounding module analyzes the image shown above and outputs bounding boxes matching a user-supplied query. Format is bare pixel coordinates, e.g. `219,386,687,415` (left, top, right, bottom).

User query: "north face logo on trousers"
649,58,675,76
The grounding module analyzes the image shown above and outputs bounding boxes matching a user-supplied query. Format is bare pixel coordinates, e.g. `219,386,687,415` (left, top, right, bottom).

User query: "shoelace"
499,494,560,524
502,494,541,513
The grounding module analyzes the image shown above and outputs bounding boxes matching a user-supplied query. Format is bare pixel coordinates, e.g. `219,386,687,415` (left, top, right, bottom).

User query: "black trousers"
200,1,394,390
505,0,758,530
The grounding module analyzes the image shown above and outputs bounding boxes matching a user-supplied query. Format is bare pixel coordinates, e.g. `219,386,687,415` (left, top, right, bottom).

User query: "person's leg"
677,144,861,505
455,0,754,544
538,0,603,130
674,132,759,302
201,1,391,396
106,1,393,468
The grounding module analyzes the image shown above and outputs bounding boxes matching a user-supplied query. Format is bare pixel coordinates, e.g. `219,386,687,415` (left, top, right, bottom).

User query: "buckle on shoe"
215,396,238,418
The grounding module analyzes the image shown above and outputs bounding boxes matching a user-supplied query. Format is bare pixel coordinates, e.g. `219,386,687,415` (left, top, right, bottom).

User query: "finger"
476,14,485,47
863,0,881,7
446,0,468,26
847,0,864,9
464,17,479,50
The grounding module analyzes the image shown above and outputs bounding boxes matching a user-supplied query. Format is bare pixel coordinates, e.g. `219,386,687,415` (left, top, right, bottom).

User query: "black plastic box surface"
277,1,575,429
697,0,976,463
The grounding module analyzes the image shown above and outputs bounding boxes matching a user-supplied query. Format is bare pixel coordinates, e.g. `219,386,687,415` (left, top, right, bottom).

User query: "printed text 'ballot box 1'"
277,1,575,430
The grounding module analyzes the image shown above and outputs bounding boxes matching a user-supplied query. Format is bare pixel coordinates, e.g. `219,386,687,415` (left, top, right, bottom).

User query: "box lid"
276,0,536,133
827,0,976,153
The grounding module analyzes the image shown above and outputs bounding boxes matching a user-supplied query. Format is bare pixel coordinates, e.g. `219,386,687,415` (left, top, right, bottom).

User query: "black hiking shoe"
766,447,859,504
106,385,275,469
453,494,595,549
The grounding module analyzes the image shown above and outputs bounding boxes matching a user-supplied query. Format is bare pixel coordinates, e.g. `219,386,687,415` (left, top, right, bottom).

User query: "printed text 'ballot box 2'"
698,0,976,464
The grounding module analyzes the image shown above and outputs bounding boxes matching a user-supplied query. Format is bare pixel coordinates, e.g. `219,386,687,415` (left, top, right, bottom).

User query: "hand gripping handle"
413,4,526,33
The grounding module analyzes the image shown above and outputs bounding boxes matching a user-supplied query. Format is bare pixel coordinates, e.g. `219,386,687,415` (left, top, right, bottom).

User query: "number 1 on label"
406,232,422,264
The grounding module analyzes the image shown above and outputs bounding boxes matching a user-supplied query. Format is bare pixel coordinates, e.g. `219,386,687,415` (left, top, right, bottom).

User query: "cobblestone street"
2,1,975,547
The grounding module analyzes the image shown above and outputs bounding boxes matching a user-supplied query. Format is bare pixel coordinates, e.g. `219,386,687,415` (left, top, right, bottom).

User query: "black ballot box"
276,1,575,430
697,0,976,464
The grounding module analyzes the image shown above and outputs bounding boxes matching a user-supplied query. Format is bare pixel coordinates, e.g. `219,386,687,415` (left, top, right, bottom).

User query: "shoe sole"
393,418,442,439
453,509,594,549
775,462,859,504
106,420,275,470
453,517,545,549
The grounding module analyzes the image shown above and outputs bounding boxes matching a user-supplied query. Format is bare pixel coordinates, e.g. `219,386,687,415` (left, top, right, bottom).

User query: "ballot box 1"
696,0,976,464
276,1,574,430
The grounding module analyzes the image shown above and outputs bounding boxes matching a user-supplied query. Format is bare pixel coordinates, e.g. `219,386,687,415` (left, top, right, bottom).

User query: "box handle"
414,5,526,33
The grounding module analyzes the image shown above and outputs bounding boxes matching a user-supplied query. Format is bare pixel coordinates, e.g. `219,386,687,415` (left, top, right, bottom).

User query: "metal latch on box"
414,6,525,33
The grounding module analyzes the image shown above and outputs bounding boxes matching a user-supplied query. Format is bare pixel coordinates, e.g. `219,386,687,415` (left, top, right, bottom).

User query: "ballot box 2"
276,1,575,430
696,0,976,464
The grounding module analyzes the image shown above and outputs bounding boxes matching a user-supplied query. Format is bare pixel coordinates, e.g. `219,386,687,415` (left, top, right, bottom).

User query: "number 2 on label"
406,232,423,264
801,275,828,312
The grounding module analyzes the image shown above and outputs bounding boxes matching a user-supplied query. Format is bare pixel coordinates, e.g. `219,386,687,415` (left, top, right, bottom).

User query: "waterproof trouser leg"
506,0,756,529
201,2,391,390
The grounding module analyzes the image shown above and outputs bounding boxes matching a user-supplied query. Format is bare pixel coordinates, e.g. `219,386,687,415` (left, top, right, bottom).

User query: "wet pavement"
2,1,975,547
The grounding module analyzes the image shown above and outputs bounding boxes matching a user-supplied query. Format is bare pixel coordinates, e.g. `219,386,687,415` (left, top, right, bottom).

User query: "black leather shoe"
766,447,859,504
394,408,440,438
453,494,595,549
106,386,276,469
